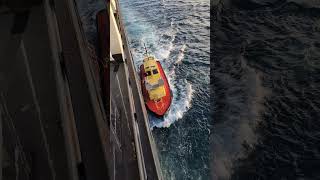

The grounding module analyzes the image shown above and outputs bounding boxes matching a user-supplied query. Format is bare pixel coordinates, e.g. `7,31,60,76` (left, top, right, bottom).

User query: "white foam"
175,44,187,64
156,32,176,59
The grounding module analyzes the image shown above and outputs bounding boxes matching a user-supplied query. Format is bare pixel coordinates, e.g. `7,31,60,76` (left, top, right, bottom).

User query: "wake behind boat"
140,46,172,117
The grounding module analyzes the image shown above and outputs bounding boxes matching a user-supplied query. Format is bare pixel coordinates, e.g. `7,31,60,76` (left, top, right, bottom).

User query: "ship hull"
140,61,172,117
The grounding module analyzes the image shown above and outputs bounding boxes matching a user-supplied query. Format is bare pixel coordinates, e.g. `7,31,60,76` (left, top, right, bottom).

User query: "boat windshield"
145,71,152,76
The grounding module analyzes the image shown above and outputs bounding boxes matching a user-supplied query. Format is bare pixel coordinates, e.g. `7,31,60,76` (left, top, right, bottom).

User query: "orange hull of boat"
140,62,172,117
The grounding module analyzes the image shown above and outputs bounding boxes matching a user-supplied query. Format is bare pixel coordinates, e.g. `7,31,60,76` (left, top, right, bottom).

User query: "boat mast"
143,43,149,56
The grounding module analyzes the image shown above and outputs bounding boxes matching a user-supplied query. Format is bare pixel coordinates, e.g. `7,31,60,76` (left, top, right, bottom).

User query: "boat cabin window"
152,69,158,74
145,71,152,76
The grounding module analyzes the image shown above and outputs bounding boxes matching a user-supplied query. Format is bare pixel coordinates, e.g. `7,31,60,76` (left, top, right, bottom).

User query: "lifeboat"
140,51,172,117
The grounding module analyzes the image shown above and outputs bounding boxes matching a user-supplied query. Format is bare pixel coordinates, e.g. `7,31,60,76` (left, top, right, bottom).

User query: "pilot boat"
140,47,172,117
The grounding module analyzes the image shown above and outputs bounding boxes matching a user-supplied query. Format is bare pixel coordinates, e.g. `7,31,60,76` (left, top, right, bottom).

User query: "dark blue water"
213,0,320,179
119,0,211,179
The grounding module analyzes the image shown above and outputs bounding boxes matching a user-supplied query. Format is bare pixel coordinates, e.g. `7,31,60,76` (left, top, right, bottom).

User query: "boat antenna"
143,43,149,56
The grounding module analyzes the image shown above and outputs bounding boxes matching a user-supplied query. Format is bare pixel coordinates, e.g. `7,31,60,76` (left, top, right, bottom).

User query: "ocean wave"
175,44,187,64
213,0,320,179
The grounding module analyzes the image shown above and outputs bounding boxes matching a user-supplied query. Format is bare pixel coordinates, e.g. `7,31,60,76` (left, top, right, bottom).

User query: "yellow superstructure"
143,56,166,100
